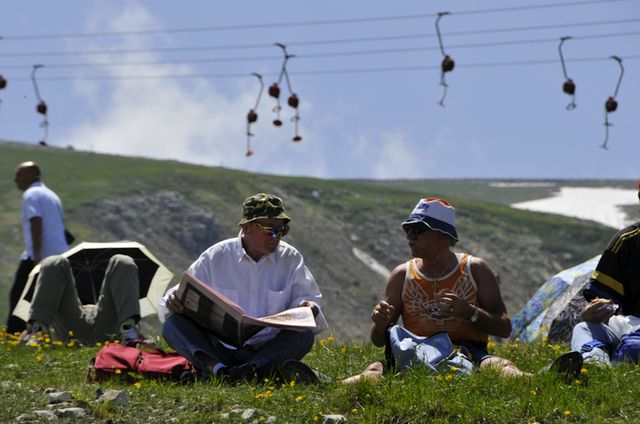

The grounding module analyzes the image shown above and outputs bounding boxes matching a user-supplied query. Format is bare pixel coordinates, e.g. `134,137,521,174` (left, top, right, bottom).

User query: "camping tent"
510,255,600,344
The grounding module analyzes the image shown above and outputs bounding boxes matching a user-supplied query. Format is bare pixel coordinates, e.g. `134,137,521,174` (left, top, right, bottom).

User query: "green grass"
1,331,639,423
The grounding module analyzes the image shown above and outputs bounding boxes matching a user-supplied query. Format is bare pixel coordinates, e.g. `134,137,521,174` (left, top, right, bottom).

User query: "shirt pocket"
266,289,289,316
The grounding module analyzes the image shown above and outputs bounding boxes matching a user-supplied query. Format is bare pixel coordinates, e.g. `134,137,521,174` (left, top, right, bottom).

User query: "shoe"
277,360,324,385
120,325,144,346
218,363,258,384
545,351,583,382
178,369,196,384
20,322,49,347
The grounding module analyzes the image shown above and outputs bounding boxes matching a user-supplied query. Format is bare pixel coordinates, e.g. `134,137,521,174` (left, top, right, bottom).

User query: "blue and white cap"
402,197,458,240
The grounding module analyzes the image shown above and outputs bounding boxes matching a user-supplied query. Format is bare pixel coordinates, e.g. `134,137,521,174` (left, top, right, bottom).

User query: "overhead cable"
1,17,638,59
0,0,631,41
2,30,639,70
4,54,639,82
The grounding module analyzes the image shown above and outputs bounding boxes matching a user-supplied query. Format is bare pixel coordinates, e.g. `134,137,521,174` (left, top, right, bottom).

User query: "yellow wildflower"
580,368,588,375
296,396,304,401
133,382,142,389
445,374,453,381
563,410,571,416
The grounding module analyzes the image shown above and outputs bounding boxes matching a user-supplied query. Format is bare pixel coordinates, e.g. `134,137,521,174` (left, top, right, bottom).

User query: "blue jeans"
571,321,619,365
163,314,315,377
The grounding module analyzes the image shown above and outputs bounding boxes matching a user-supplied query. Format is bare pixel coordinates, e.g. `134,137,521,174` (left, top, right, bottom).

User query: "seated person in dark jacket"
570,181,640,365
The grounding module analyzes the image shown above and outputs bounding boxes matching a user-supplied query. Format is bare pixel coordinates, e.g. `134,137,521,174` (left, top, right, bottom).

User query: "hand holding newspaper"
176,272,317,348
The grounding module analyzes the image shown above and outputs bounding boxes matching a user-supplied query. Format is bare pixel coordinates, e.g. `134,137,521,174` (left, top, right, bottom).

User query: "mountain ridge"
0,140,621,341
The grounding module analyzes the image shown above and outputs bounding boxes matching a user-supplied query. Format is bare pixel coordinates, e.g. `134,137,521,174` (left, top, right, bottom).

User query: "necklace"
420,252,457,281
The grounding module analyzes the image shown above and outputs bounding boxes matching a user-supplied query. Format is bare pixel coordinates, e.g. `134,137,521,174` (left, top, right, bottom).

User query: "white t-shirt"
21,182,69,260
159,233,328,346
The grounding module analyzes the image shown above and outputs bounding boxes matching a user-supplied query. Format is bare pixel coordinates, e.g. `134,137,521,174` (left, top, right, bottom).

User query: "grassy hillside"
1,335,640,423
0,141,616,342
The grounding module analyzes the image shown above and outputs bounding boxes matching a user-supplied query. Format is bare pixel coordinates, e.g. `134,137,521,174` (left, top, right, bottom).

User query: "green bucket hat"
238,193,291,225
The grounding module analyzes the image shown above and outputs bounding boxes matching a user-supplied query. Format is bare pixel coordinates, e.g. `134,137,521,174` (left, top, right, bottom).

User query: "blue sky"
1,0,638,179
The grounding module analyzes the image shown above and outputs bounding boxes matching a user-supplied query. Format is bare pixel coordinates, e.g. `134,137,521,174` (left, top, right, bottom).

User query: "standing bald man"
7,161,68,334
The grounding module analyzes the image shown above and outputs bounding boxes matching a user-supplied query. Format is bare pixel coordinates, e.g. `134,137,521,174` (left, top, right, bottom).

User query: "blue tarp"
510,255,601,343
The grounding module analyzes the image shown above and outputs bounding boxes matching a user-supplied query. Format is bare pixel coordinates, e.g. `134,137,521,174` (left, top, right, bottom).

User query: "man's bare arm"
370,264,405,347
30,217,43,264
468,257,512,338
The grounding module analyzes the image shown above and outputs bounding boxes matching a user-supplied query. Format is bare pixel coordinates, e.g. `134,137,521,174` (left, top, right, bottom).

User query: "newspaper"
176,272,317,348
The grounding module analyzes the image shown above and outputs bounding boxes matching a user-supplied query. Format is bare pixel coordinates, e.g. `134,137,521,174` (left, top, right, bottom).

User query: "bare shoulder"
388,262,407,283
468,255,500,288
469,255,496,275
384,262,408,298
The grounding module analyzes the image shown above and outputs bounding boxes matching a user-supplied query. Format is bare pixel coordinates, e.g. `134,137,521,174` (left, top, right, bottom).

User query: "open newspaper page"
176,273,316,347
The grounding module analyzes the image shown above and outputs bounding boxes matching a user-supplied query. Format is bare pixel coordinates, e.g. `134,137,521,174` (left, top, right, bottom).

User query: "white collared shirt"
20,182,68,260
159,232,328,346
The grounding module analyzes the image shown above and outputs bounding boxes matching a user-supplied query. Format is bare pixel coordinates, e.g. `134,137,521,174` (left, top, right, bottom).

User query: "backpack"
86,340,195,383
613,330,640,363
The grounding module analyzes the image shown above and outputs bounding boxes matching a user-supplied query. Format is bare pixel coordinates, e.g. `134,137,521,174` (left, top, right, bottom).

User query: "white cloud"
64,4,291,171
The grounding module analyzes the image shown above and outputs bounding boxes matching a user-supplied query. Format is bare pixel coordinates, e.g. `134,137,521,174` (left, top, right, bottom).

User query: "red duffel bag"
87,340,195,383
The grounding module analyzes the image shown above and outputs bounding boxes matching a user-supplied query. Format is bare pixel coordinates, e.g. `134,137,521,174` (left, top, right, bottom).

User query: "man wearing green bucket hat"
160,193,327,383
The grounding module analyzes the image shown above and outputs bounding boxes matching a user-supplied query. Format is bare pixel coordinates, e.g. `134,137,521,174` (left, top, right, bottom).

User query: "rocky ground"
65,188,611,343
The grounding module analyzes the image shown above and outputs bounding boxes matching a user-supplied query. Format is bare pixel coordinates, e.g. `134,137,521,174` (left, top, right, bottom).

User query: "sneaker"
120,325,144,346
277,360,325,385
544,351,584,382
218,363,258,384
20,322,49,347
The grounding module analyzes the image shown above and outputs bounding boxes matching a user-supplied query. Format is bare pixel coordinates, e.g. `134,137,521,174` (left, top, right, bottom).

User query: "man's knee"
108,254,137,271
40,255,70,270
163,314,187,337
573,321,591,333
300,330,315,350
280,329,315,354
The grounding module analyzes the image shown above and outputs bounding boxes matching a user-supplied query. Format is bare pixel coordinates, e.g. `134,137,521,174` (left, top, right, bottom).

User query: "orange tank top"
401,253,488,344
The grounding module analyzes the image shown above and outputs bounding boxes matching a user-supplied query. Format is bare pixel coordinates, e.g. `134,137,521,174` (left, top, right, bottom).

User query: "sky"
0,0,639,180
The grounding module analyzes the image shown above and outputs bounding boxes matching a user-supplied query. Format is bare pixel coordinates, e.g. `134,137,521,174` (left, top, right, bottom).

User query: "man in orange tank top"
345,198,533,383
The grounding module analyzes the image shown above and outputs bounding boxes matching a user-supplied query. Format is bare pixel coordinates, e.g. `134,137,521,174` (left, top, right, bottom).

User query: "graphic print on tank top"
402,254,482,341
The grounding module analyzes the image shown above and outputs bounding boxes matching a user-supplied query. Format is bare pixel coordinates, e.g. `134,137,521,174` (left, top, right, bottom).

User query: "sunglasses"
254,222,290,238
403,223,428,236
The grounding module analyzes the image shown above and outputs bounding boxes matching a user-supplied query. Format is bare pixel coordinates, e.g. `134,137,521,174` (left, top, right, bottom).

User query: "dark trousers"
163,314,315,377
6,259,34,334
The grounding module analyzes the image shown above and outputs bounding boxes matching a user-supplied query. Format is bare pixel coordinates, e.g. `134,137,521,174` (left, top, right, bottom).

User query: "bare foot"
341,361,384,384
